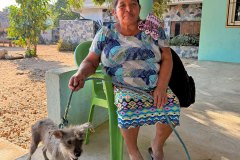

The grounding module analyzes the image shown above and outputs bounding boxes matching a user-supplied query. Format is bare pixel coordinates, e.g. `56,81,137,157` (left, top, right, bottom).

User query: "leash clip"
59,117,69,129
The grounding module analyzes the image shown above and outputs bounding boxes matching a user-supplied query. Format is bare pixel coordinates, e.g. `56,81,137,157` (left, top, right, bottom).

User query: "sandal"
148,147,154,160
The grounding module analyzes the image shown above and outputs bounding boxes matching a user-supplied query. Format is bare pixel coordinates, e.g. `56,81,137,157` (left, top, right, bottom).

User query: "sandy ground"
0,45,75,149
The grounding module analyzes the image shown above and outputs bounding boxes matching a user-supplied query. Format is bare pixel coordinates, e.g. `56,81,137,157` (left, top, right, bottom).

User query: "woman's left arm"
153,47,173,108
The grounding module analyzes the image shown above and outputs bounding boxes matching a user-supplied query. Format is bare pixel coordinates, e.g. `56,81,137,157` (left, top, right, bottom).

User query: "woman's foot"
150,123,172,160
129,149,144,160
149,146,164,160
148,147,154,160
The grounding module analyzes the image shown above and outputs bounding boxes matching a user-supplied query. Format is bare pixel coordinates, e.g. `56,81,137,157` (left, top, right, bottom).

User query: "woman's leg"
151,123,173,160
120,127,144,160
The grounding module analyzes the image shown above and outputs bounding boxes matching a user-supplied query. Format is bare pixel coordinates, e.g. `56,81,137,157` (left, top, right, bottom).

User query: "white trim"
168,0,202,5
226,0,240,27
82,0,109,9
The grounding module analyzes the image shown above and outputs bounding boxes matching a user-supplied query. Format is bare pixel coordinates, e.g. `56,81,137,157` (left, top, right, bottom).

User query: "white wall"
41,30,52,44
81,8,103,22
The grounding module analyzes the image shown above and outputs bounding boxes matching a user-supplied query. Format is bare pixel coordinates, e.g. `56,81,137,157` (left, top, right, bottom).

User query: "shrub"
25,49,37,58
169,34,200,46
57,39,78,51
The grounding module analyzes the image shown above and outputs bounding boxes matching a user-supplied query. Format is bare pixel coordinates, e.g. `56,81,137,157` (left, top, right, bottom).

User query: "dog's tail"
71,122,94,133
78,122,95,133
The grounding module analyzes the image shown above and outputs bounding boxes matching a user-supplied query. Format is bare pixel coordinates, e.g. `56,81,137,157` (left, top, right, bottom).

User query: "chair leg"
108,104,123,160
85,104,95,144
103,78,123,160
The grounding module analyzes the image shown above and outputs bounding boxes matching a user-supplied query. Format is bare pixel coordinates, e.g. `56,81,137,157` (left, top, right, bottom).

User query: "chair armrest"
89,72,112,81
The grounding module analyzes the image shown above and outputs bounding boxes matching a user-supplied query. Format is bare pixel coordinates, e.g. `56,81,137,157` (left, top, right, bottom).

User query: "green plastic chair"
74,41,123,160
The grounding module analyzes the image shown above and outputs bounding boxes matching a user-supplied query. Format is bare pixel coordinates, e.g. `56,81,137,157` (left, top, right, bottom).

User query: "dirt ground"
0,45,75,149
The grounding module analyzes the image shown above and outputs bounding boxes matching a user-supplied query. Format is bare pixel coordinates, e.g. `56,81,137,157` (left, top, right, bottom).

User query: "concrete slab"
16,60,240,160
0,138,27,160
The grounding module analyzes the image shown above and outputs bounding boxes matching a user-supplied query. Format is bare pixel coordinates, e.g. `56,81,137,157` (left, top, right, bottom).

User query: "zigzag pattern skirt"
114,86,181,129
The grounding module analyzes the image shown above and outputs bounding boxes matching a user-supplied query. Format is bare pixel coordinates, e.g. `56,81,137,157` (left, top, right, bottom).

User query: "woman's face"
113,0,140,26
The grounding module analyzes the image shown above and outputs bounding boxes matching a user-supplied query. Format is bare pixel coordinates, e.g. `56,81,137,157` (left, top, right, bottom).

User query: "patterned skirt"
114,86,180,129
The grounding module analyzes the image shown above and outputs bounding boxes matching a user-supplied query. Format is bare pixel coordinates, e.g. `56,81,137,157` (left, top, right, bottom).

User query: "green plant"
67,0,84,9
57,39,78,51
92,0,107,5
169,34,200,46
67,0,166,19
153,0,170,20
51,0,80,27
8,0,51,58
25,49,37,58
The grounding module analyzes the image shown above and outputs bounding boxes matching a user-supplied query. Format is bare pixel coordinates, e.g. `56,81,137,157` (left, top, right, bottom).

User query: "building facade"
198,0,240,63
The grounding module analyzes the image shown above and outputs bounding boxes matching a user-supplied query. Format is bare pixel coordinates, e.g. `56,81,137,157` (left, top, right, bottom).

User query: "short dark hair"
113,0,140,8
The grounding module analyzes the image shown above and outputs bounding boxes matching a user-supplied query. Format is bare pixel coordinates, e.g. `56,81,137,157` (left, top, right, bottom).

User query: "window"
226,0,240,27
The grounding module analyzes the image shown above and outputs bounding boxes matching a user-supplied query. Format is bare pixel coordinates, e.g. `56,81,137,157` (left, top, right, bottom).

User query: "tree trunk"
34,44,37,55
26,38,31,51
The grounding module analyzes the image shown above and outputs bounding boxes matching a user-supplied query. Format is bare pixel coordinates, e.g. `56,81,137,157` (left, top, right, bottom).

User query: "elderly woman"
69,0,180,159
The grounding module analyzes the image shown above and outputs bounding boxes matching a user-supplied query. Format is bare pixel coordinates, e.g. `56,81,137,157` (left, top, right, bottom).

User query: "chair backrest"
74,41,106,99
74,41,92,67
74,41,102,70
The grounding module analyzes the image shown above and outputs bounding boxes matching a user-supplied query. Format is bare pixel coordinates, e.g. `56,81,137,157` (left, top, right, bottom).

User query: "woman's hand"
153,47,172,108
68,52,100,92
68,72,86,91
153,86,168,108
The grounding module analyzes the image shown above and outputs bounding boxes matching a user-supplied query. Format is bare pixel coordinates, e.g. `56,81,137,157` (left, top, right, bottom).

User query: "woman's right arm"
68,52,100,91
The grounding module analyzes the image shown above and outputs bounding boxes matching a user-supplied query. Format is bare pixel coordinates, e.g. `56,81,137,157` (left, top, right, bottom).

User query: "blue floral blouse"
89,24,168,91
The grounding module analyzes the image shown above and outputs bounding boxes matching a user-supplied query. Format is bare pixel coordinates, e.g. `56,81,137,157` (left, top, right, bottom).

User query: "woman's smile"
123,12,134,19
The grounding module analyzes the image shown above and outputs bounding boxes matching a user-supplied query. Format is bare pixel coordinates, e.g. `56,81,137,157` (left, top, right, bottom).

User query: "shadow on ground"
12,58,70,81
0,46,73,81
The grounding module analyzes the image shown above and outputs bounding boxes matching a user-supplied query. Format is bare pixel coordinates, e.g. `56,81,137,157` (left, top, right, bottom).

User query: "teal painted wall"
139,0,153,19
198,0,240,63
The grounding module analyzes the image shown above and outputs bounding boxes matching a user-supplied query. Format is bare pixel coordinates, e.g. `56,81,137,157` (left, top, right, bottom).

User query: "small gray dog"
27,118,93,160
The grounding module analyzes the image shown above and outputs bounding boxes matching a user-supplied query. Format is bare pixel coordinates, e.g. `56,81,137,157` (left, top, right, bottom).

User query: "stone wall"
40,30,52,44
171,46,198,59
163,3,202,59
0,11,9,31
59,20,95,44
0,10,9,40
165,3,202,21
39,28,59,44
163,3,202,38
52,28,60,43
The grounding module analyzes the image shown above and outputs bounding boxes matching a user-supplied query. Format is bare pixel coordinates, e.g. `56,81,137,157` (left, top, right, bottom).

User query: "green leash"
59,89,74,129
59,77,191,160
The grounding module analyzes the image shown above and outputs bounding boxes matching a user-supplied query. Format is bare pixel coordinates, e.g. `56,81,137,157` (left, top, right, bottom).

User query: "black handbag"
168,48,196,107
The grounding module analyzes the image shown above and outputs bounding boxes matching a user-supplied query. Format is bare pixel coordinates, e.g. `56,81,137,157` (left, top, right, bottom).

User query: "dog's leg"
26,154,32,160
51,148,60,160
42,146,49,160
28,131,41,160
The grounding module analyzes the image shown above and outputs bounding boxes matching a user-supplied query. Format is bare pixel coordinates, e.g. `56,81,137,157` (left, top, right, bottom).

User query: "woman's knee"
120,128,140,147
155,123,173,137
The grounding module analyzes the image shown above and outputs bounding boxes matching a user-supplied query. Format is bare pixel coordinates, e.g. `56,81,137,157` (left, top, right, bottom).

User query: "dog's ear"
52,130,64,139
